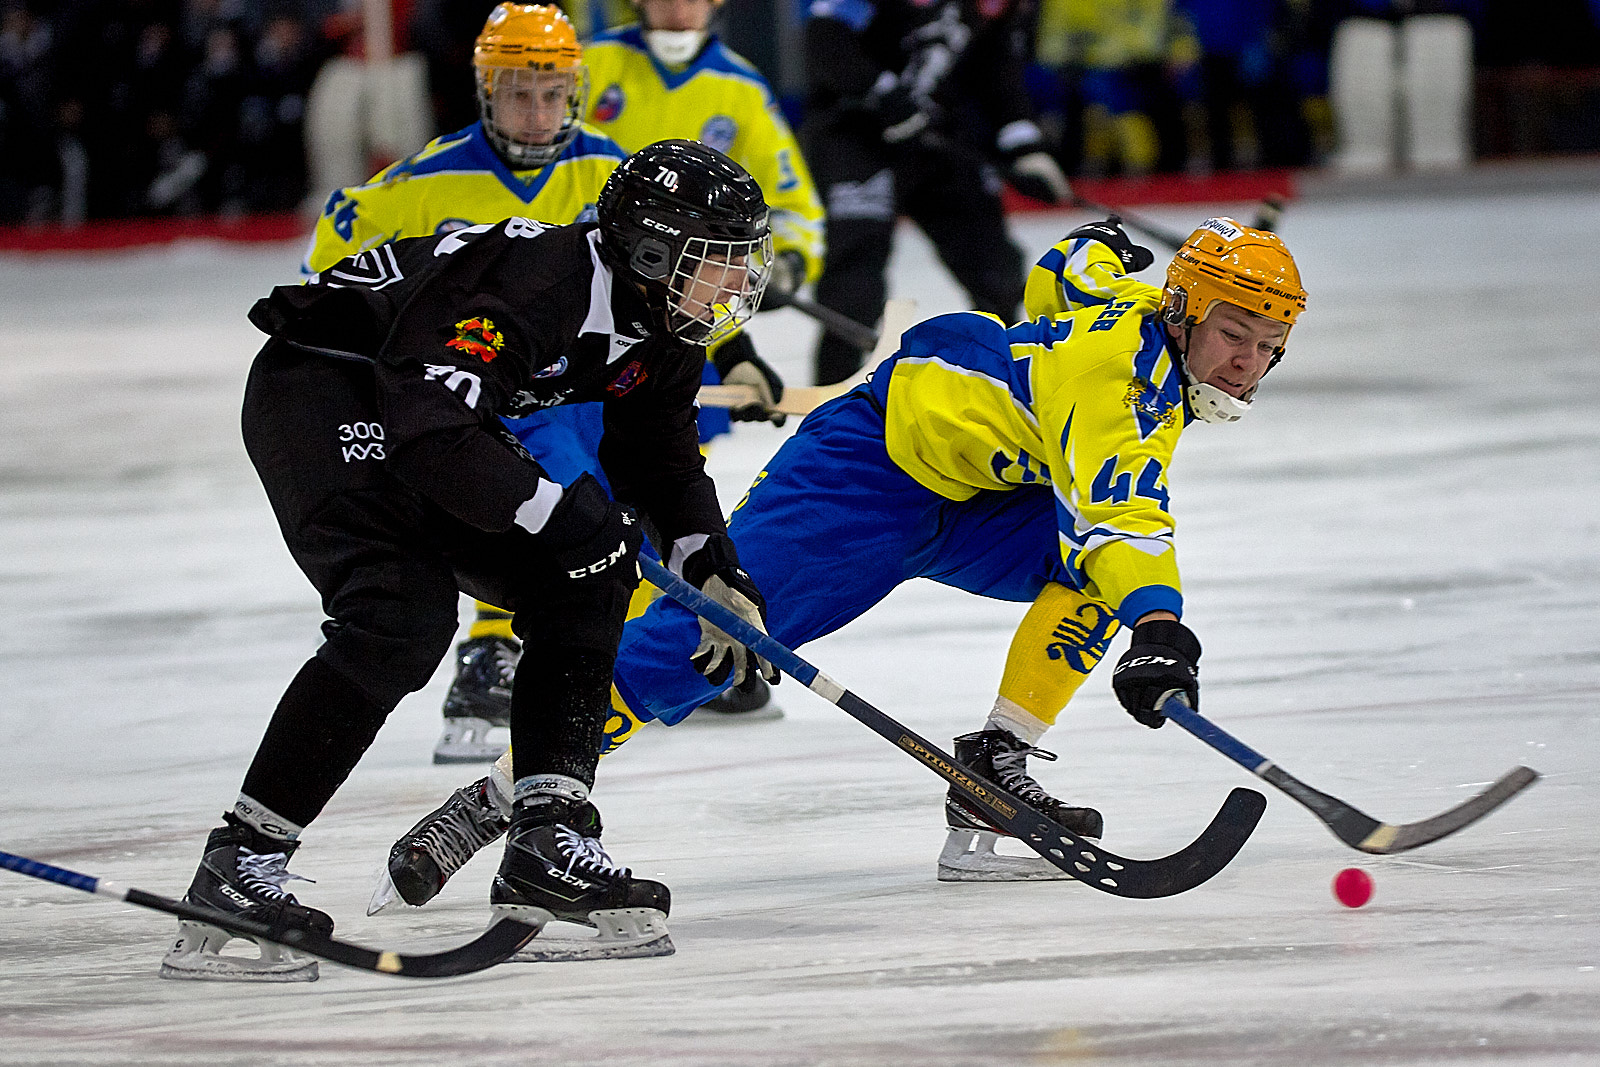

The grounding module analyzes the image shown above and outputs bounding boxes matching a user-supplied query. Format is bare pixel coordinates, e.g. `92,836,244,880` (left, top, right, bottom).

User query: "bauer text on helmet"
475,4,590,169
1161,218,1306,423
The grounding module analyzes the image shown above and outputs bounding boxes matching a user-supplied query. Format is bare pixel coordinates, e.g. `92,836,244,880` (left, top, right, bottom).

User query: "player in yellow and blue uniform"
607,214,1305,878
373,214,1306,904
582,0,825,302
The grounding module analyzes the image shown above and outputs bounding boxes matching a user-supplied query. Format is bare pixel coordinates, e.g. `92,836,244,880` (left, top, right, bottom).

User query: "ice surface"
0,194,1597,1065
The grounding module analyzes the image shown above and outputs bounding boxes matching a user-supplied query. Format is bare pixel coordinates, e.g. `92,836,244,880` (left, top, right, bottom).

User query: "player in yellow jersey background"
373,216,1310,905
304,4,621,277
583,0,825,318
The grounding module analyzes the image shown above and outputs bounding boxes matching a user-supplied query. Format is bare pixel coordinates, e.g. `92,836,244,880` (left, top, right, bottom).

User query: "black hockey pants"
236,342,634,826
803,117,1026,385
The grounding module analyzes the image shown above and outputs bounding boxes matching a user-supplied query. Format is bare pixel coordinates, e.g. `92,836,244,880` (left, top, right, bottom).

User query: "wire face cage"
665,233,773,345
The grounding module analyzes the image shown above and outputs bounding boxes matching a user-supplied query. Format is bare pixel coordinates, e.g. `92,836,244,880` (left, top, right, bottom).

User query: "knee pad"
316,608,458,709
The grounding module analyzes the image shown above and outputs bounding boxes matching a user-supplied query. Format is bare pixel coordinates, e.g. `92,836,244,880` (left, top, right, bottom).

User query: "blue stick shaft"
1159,696,1269,774
640,558,824,690
0,850,102,894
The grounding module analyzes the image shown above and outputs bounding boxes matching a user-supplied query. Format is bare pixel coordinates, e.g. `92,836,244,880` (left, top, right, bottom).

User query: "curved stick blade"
1352,766,1541,854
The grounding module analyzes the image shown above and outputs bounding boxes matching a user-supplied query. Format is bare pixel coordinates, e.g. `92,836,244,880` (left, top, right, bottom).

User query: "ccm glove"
712,333,787,426
1111,619,1201,729
759,249,806,310
1064,215,1155,273
680,533,779,689
538,473,644,587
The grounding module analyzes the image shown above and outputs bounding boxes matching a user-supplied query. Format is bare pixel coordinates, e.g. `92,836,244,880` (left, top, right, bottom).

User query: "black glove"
538,473,643,588
1110,619,1200,729
865,72,936,144
997,121,1070,204
1064,215,1155,273
711,333,786,426
681,533,778,690
759,249,806,310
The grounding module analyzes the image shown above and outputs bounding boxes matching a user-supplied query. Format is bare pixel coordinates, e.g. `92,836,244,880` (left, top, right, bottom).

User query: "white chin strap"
644,29,708,65
1185,381,1252,423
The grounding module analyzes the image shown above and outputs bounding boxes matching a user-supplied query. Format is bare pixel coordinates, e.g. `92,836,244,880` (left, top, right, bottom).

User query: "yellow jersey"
303,122,627,275
871,237,1186,623
583,27,825,280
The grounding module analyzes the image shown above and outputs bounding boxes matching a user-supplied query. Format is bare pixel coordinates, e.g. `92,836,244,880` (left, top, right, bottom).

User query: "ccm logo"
640,216,681,236
567,539,630,578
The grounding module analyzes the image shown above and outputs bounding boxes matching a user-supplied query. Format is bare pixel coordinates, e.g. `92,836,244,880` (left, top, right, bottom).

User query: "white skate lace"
415,786,506,877
554,827,625,878
237,849,313,902
990,741,1059,804
481,640,518,688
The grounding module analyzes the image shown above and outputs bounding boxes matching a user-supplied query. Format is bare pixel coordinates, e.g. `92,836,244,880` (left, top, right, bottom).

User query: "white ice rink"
1,187,1598,1065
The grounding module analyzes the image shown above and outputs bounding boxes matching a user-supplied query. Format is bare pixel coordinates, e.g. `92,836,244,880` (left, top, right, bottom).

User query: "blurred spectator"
240,9,318,210
1030,0,1202,178
0,0,60,222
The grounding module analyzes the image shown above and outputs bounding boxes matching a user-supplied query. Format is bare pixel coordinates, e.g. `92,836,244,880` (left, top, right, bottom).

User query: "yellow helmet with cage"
1161,217,1307,422
474,4,589,169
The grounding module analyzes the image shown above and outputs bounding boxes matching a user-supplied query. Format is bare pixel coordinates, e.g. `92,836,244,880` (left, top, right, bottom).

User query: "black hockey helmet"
597,139,772,345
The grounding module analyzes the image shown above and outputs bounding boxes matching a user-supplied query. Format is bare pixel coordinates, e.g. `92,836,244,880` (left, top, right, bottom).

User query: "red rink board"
0,170,1296,252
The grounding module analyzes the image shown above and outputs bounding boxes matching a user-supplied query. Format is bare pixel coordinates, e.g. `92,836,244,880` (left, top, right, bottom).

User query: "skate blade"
158,919,319,982
432,717,509,764
937,828,1084,883
495,905,674,963
367,861,403,916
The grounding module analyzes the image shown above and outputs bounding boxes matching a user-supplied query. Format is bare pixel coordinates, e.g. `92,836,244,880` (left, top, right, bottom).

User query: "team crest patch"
606,359,649,396
594,84,625,123
446,317,505,363
700,115,737,154
1124,376,1180,432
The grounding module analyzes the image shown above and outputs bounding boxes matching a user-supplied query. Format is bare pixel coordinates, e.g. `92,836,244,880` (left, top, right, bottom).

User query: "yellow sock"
993,583,1120,736
468,602,516,641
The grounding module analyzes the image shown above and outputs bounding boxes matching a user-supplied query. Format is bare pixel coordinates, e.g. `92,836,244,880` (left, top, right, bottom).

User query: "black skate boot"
491,794,673,961
367,776,510,915
433,635,519,763
160,820,334,982
939,727,1104,882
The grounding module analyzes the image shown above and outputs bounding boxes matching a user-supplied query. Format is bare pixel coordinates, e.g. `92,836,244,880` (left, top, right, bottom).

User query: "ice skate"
491,795,673,962
432,635,519,763
939,727,1104,882
690,676,783,722
368,776,509,915
160,821,333,982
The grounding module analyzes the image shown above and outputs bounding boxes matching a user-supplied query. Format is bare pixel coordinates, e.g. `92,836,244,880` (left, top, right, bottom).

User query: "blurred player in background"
371,215,1307,908
801,0,1072,385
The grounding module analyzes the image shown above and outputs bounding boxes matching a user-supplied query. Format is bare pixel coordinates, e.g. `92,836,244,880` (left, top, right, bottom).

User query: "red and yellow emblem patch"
446,317,505,363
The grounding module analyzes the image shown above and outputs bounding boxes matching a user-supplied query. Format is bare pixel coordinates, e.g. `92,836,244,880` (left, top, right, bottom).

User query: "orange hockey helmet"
474,4,588,169
1161,217,1306,347
1161,217,1307,422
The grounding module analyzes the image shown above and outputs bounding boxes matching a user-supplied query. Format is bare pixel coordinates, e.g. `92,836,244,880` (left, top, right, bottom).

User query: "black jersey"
247,217,723,547
803,0,1036,140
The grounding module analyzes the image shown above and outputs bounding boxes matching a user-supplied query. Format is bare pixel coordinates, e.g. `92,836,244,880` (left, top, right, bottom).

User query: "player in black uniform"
160,140,777,982
802,0,1072,385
